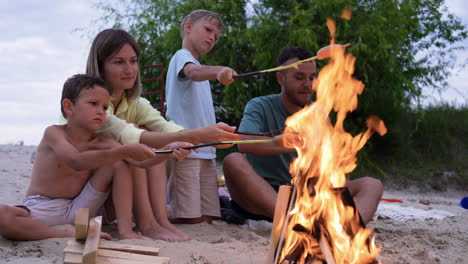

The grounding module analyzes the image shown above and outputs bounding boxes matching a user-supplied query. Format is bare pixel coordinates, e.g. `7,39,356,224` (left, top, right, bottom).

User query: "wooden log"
264,185,292,264
82,216,102,264
74,208,89,241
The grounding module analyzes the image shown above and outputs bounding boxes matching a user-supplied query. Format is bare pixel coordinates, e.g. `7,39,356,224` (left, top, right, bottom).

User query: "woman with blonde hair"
82,28,240,241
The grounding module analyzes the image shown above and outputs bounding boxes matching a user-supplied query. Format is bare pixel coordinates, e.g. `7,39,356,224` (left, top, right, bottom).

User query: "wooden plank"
97,249,170,264
83,216,102,264
96,256,158,264
64,240,169,264
65,239,84,252
74,208,89,241
66,240,159,256
273,186,297,264
63,252,81,264
63,251,157,264
265,185,292,264
98,240,159,256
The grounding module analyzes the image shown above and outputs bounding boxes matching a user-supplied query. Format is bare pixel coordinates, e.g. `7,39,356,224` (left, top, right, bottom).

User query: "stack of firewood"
63,208,170,264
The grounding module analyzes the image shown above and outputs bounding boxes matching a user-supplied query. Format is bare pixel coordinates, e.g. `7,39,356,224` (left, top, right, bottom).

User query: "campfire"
266,17,387,264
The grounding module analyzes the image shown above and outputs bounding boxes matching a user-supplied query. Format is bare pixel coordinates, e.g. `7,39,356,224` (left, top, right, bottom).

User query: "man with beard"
222,47,383,225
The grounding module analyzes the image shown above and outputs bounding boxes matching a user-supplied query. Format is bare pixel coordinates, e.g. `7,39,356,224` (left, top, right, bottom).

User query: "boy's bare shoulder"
36,125,66,149
43,124,66,134
40,125,66,143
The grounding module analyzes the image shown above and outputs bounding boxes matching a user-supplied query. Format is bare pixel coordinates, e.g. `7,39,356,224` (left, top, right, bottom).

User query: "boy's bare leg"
147,163,191,241
0,205,73,240
91,162,141,239
111,162,142,239
131,167,184,242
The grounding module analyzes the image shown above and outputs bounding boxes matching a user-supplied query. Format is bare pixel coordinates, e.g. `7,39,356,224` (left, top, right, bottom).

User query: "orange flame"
278,18,385,264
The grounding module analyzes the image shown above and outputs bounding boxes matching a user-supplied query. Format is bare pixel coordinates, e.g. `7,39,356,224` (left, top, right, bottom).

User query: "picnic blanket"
375,202,455,222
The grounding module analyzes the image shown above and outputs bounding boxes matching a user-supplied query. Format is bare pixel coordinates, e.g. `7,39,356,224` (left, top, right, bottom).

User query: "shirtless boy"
0,74,191,240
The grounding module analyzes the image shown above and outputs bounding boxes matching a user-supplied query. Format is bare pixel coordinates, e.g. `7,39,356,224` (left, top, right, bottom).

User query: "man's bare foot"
159,220,191,241
138,224,185,242
119,231,143,240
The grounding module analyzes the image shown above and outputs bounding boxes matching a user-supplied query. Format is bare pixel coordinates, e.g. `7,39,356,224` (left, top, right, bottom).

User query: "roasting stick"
233,56,319,79
234,42,355,79
154,139,275,154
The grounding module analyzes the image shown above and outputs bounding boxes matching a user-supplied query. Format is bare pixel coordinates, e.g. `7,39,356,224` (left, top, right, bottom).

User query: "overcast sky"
0,0,466,145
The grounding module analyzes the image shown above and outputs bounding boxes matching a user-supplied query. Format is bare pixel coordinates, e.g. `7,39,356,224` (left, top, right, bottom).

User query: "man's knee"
348,176,383,197
222,152,246,173
361,176,384,196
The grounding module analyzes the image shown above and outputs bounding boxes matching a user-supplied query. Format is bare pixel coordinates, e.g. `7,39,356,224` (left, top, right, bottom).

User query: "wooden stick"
265,185,292,264
74,208,89,241
82,216,102,264
234,56,318,79
234,42,355,79
154,139,275,154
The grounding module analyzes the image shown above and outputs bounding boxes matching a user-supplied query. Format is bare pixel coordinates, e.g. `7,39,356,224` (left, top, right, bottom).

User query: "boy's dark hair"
61,74,110,118
277,47,314,65
180,9,224,38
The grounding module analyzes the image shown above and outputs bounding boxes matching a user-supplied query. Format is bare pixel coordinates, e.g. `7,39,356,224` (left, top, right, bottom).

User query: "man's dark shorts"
220,184,282,225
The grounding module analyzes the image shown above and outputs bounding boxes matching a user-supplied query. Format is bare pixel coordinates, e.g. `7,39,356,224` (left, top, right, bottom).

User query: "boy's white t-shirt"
165,48,216,159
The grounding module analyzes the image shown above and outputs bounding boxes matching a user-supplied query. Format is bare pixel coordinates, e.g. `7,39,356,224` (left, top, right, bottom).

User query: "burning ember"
276,18,387,264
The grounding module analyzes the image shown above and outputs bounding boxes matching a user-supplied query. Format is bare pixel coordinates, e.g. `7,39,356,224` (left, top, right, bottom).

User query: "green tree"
96,0,466,157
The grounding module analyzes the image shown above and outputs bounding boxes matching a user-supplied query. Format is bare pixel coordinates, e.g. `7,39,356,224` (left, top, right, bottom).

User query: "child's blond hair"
180,9,224,38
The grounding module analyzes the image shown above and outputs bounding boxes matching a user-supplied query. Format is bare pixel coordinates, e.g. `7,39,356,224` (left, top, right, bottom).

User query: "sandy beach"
0,144,466,264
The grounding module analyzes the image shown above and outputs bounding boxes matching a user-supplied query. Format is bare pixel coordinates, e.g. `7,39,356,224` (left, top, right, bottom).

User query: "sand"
0,144,467,264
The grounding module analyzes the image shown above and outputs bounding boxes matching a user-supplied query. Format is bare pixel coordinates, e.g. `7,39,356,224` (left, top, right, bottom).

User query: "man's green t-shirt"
238,94,296,188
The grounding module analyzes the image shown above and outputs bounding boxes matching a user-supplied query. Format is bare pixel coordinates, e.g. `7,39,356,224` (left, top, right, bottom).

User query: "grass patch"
353,102,468,189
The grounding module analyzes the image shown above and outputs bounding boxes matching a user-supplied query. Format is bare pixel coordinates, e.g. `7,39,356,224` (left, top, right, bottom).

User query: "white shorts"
22,181,109,226
167,158,220,218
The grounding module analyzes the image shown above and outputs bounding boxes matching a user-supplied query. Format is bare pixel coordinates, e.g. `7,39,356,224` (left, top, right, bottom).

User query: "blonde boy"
165,9,236,224
0,74,182,240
